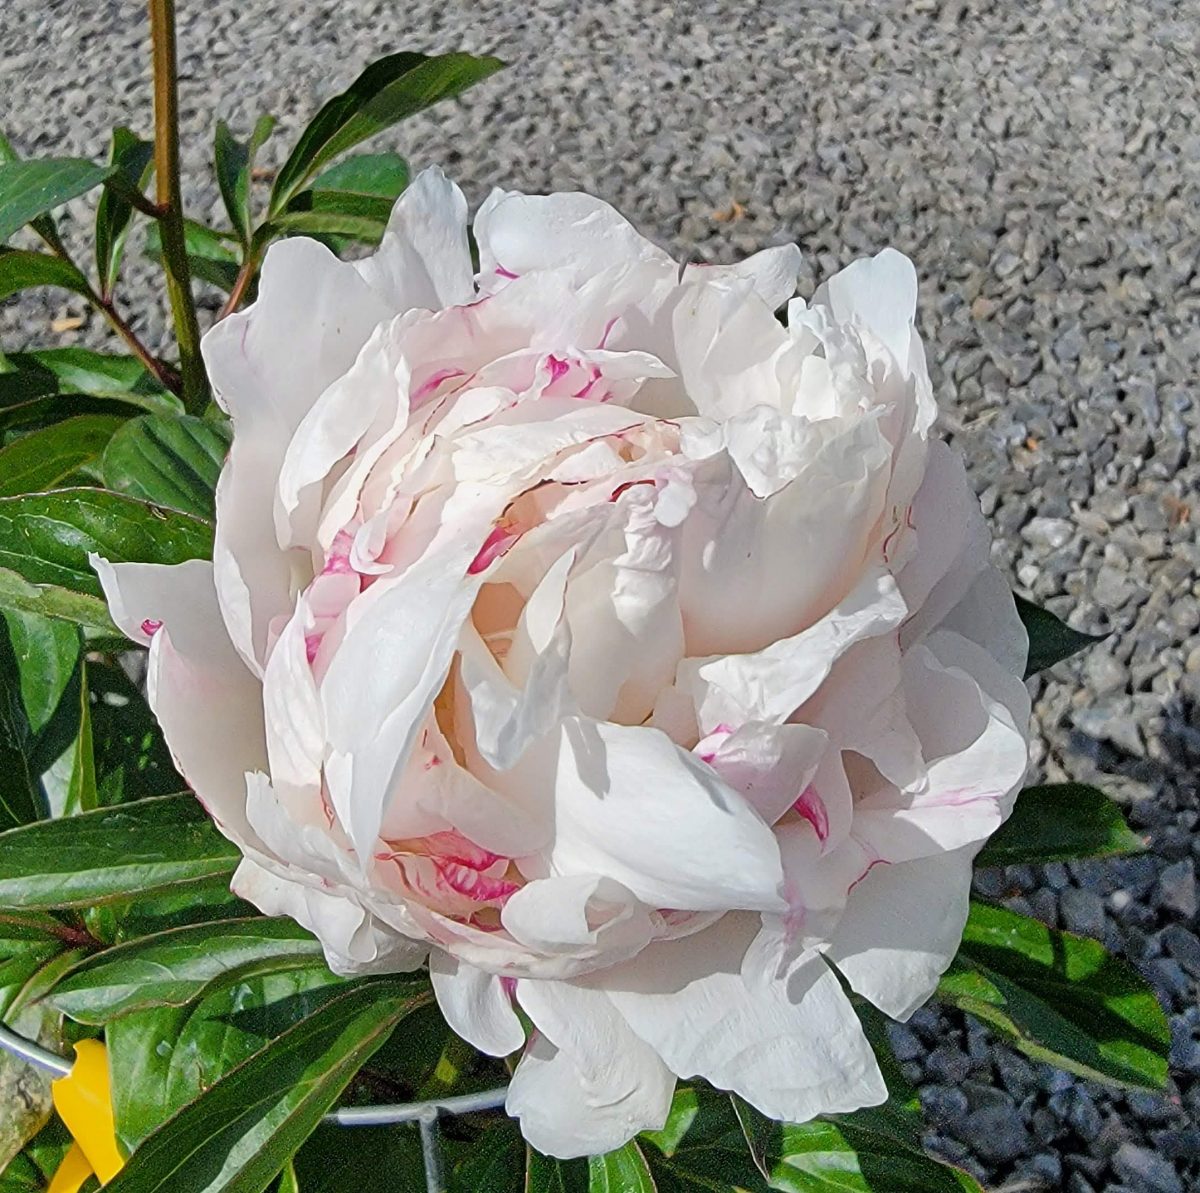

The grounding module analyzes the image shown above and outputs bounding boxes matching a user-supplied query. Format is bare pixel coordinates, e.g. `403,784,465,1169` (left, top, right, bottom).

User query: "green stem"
148,0,209,413
33,224,182,394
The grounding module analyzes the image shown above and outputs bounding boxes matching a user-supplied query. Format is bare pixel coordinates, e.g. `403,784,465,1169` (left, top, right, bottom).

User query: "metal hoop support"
0,1021,508,1193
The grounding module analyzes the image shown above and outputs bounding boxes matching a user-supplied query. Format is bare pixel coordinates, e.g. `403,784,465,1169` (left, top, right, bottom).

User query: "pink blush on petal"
793,785,829,843
140,618,163,637
468,523,523,575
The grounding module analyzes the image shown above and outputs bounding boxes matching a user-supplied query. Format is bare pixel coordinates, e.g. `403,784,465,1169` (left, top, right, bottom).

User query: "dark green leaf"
270,52,503,212
449,1121,525,1193
0,348,175,413
102,413,230,519
0,415,125,497
293,1124,426,1193
95,129,154,296
0,488,213,597
977,783,1146,867
103,979,429,1193
0,1117,73,1192
1016,595,1105,677
0,158,114,244
0,792,239,909
87,662,183,806
527,1150,589,1193
52,917,327,1023
940,900,1170,1089
0,249,91,301
589,1144,657,1192
108,966,348,1151
1,610,79,741
145,220,240,292
278,152,410,249
0,615,40,827
735,1098,983,1193
214,116,274,246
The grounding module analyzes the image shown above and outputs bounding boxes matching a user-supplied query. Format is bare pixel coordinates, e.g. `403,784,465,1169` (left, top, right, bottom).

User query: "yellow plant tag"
50,1039,124,1186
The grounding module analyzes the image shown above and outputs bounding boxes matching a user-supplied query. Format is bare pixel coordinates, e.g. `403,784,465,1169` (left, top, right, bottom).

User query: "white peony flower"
94,168,1030,1159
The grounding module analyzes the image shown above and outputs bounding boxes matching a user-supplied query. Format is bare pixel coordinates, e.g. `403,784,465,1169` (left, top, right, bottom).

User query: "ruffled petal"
429,952,525,1056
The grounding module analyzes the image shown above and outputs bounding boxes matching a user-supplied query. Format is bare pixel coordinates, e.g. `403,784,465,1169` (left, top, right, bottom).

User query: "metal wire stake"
0,1021,508,1189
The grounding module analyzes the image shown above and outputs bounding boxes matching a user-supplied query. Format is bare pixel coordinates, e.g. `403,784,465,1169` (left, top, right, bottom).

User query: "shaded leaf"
940,900,1170,1089
0,158,114,243
527,1150,589,1193
0,488,213,597
1016,595,1105,677
102,413,230,519
0,248,90,301
0,568,117,637
270,52,503,212
589,1144,657,1192
0,415,125,497
145,220,240,292
292,1123,426,1193
87,662,183,806
0,348,176,414
0,614,40,827
0,792,239,909
103,979,429,1193
52,917,327,1023
95,129,154,296
977,783,1146,867
108,966,347,1151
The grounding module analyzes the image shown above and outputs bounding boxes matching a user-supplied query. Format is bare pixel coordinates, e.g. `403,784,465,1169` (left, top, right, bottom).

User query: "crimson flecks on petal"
92,167,1031,1161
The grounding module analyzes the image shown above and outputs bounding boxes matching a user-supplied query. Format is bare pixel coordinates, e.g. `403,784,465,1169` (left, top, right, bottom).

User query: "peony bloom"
95,169,1030,1158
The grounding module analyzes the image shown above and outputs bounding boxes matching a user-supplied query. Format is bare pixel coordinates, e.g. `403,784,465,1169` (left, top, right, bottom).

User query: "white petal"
501,875,653,968
321,547,483,863
936,565,1029,682
825,847,976,1020
686,244,802,312
93,557,266,845
816,247,918,369
679,566,908,731
508,979,674,1159
546,718,785,913
261,597,324,798
202,240,392,669
231,856,424,976
354,166,473,309
678,418,893,657
429,952,524,1056
602,915,886,1123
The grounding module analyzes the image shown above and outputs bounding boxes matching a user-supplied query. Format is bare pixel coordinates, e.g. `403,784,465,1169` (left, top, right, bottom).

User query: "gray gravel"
3,0,1199,1188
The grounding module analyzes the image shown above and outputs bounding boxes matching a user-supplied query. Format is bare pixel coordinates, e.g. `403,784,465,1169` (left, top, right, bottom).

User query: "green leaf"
0,792,239,909
0,1118,73,1192
264,208,389,243
270,52,503,212
0,614,40,827
87,662,183,806
278,152,410,248
0,158,114,244
0,248,91,301
449,1121,525,1192
108,966,348,1151
0,488,213,597
527,1150,589,1193
311,152,409,203
102,413,230,519
0,348,175,413
589,1144,657,1192
52,917,327,1023
95,129,154,296
0,415,125,497
103,979,429,1193
977,783,1146,867
214,115,274,246
639,1086,770,1190
735,1098,984,1193
145,220,240,292
292,1124,426,1193
1016,594,1105,677
939,900,1170,1089
0,567,117,636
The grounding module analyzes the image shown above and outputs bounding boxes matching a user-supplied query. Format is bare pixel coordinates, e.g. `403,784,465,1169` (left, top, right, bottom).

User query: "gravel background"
3,1,1199,1189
